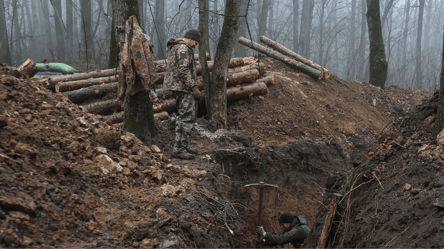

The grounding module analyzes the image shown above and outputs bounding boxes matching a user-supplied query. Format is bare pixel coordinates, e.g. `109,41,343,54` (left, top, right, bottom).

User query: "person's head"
279,212,294,229
183,29,200,48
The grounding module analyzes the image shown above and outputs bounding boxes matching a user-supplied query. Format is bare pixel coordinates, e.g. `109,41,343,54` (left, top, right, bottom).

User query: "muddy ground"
0,56,435,248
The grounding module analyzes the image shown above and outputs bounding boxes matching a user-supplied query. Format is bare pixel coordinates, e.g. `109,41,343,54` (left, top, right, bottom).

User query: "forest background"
0,0,442,90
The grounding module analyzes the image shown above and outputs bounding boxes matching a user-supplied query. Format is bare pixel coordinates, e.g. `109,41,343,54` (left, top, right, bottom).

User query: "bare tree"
209,0,241,128
299,0,315,57
292,0,299,53
66,0,74,59
258,0,270,39
199,0,212,114
50,0,65,61
155,0,166,59
233,0,248,57
435,28,444,136
80,0,93,67
415,0,425,89
0,0,12,65
367,0,388,88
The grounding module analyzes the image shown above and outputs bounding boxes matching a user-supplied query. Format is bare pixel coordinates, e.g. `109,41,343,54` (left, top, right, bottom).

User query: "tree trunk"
50,0,65,61
292,0,299,53
12,0,22,66
401,0,410,82
423,0,433,52
155,0,166,59
233,0,248,57
268,0,274,39
80,99,123,114
123,90,156,144
199,0,212,115
239,37,323,78
64,82,118,104
347,0,356,80
55,76,118,92
367,0,388,88
318,0,327,67
66,0,73,60
435,30,444,136
299,0,315,57
210,0,241,128
357,0,367,81
415,0,425,89
108,0,140,68
0,0,12,65
41,0,54,52
258,0,270,39
80,0,94,67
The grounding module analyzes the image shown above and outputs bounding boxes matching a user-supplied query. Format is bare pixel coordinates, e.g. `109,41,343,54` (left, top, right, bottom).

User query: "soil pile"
0,63,242,248
227,57,431,153
0,53,435,249
305,92,444,248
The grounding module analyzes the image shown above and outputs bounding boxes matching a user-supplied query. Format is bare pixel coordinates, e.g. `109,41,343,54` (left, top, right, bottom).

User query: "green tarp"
36,63,77,74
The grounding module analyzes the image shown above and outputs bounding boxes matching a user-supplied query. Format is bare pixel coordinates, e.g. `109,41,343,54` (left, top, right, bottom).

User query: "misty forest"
0,0,442,90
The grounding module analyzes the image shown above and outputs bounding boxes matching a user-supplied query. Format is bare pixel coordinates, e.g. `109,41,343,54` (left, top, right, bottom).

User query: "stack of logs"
34,54,275,124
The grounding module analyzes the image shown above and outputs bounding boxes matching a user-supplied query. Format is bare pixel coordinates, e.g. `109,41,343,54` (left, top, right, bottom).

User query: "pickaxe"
244,182,279,243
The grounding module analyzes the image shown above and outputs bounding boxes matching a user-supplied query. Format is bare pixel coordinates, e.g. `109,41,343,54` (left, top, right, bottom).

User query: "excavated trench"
210,136,369,247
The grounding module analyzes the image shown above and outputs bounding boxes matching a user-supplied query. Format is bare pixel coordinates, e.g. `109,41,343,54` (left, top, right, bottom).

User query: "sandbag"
36,63,78,74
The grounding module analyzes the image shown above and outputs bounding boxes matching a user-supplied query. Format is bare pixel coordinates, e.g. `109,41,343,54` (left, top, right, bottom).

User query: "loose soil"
0,55,435,248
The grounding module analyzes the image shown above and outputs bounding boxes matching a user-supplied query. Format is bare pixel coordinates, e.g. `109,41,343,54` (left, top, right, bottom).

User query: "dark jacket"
264,216,310,248
162,38,198,94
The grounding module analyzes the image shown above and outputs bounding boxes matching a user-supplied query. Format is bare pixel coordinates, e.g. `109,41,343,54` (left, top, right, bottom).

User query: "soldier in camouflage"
256,212,310,248
163,29,202,160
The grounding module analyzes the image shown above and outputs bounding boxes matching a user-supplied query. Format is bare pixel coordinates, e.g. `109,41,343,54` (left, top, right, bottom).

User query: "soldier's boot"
182,131,198,155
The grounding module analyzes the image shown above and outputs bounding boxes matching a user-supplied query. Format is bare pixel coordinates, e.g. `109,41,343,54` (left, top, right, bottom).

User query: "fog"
0,0,442,90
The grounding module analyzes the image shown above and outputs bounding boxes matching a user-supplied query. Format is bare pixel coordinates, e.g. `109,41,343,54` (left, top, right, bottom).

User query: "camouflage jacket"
264,216,310,248
162,38,198,94
117,16,156,100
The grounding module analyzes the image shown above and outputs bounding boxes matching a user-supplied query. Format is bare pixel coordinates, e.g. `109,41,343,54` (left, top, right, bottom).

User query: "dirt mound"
304,92,444,248
227,57,431,153
0,54,436,249
0,65,242,248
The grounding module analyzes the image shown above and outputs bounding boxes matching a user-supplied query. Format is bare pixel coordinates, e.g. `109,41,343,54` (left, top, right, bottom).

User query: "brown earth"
0,55,435,249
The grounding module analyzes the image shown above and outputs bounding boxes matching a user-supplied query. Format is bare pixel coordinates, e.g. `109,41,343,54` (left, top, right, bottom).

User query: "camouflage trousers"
173,92,197,153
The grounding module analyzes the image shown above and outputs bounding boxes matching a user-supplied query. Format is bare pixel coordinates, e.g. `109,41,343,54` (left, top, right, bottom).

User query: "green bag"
36,63,77,74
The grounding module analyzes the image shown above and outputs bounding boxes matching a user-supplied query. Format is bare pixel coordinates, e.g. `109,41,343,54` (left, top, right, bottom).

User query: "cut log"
80,99,123,115
226,69,260,87
256,75,276,85
144,82,268,114
17,58,38,78
55,76,118,92
316,196,338,248
155,56,258,74
104,111,169,124
227,82,268,100
64,82,118,104
228,62,266,74
153,99,176,113
238,37,323,79
260,36,331,79
44,69,117,88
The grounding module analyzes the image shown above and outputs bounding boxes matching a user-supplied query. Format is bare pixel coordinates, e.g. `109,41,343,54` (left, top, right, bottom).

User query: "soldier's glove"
255,238,265,245
192,86,202,100
256,226,265,236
